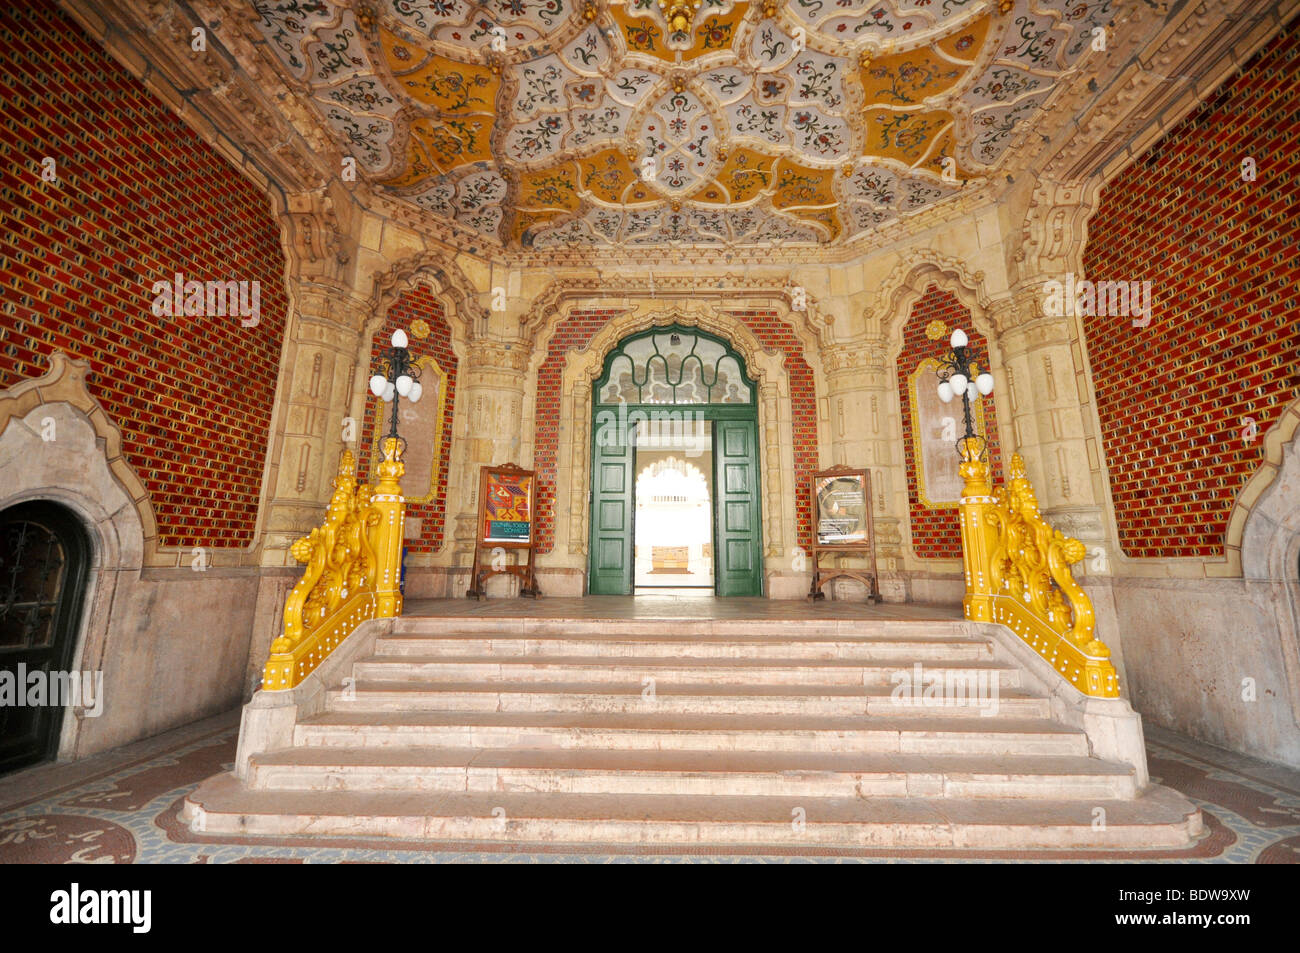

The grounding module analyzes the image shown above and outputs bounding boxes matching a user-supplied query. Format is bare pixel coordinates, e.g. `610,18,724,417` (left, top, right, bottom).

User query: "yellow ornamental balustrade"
261,440,406,690
958,451,1119,698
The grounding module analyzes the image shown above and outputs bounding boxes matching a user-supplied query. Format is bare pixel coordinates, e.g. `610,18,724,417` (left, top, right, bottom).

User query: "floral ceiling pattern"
250,0,1121,248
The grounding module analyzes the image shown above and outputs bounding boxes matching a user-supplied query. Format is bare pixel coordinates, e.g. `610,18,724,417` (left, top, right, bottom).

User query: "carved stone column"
1000,179,1113,550
450,337,533,559
257,191,366,570
821,340,905,577
248,190,363,691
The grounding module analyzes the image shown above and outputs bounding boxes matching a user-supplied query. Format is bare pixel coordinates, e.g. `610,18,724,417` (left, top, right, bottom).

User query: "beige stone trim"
1219,395,1300,579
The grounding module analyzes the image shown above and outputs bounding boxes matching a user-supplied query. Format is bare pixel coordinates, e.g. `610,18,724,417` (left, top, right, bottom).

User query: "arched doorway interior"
0,501,91,774
589,324,762,596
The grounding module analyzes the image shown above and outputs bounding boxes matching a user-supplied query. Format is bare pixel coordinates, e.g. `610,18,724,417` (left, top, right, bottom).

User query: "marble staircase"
184,615,1203,850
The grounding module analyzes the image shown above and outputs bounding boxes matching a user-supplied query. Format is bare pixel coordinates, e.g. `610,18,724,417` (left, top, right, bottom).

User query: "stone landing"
186,610,1203,850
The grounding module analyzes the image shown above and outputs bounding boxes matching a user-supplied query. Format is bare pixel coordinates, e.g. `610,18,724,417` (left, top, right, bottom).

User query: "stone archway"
0,354,147,761
530,303,814,598
588,323,764,596
1237,397,1300,730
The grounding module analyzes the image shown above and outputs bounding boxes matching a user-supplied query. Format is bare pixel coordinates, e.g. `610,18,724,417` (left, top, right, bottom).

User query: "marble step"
295,710,1089,756
374,632,994,662
350,656,1023,689
325,679,1051,718
390,618,971,639
183,776,1201,849
244,747,1136,799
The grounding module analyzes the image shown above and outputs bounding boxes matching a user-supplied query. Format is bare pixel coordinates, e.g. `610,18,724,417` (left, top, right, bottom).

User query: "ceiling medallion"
658,0,702,37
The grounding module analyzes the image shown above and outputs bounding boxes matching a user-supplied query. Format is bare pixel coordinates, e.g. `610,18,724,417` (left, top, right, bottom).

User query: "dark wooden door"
0,501,90,774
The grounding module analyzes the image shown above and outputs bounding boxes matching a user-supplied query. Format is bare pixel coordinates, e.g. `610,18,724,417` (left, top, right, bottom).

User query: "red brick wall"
896,285,1004,558
533,310,819,555
1081,18,1300,559
357,285,457,554
0,0,289,548
534,309,627,555
724,309,819,551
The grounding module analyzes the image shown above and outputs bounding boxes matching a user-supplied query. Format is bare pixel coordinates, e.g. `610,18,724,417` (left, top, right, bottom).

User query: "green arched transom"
593,324,757,407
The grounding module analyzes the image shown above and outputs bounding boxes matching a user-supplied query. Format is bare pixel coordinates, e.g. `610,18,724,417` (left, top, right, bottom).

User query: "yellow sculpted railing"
261,440,405,691
958,451,1119,697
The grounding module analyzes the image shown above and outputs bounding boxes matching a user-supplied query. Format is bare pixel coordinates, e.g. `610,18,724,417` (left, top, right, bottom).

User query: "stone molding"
517,273,833,351
367,250,489,337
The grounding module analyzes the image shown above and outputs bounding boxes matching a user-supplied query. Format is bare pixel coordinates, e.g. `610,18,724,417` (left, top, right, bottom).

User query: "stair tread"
302,710,1078,734
334,678,1049,699
250,746,1130,776
357,654,1018,669
190,772,1191,828
381,632,988,645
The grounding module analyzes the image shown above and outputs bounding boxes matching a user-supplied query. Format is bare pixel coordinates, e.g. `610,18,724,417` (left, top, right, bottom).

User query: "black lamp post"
935,327,995,460
368,328,425,452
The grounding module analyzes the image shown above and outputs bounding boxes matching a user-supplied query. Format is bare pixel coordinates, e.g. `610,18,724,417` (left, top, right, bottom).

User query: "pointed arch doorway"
589,325,763,596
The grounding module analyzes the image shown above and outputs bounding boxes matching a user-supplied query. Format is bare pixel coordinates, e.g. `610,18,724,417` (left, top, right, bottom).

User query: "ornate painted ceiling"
249,0,1121,249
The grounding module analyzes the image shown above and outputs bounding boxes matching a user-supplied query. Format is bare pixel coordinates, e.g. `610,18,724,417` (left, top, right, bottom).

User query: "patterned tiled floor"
1,712,1296,863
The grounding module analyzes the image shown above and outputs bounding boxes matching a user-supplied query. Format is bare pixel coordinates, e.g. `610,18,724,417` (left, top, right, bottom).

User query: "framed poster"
468,463,541,599
480,465,534,544
814,470,870,547
807,466,879,602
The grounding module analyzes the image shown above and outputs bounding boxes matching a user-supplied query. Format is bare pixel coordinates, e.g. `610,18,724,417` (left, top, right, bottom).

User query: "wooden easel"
807,465,880,603
466,463,541,599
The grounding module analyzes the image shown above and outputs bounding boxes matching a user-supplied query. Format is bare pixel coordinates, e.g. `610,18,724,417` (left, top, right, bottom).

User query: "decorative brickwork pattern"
0,0,289,548
896,285,1003,558
358,286,457,554
1081,20,1300,559
724,309,819,551
534,309,626,555
533,310,820,555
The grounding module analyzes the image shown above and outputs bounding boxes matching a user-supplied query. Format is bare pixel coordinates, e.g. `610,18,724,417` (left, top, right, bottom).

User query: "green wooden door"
713,419,763,596
588,431,635,594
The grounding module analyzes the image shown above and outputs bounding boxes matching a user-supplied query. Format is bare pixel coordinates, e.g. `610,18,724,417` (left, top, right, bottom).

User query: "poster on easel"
807,466,879,602
814,471,870,546
469,463,540,599
481,468,533,543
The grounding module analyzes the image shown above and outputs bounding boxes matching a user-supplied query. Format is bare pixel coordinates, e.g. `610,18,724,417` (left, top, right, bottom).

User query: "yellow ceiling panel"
579,149,640,204
861,109,954,166
771,159,836,209
517,162,584,211
695,147,778,205
936,13,993,61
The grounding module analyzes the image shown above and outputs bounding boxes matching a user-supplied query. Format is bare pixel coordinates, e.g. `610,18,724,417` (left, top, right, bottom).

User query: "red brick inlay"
724,310,819,551
0,0,289,547
1080,20,1300,559
533,310,820,555
896,286,1003,558
534,310,626,555
358,286,457,554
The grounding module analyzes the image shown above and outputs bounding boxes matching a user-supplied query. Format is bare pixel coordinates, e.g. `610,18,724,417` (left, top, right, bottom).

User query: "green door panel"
588,324,763,597
713,418,763,596
588,432,634,594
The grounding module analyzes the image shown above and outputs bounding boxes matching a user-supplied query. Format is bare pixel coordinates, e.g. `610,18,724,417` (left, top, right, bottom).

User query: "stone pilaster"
258,279,369,569
450,337,533,558
821,339,906,577
1000,179,1113,550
